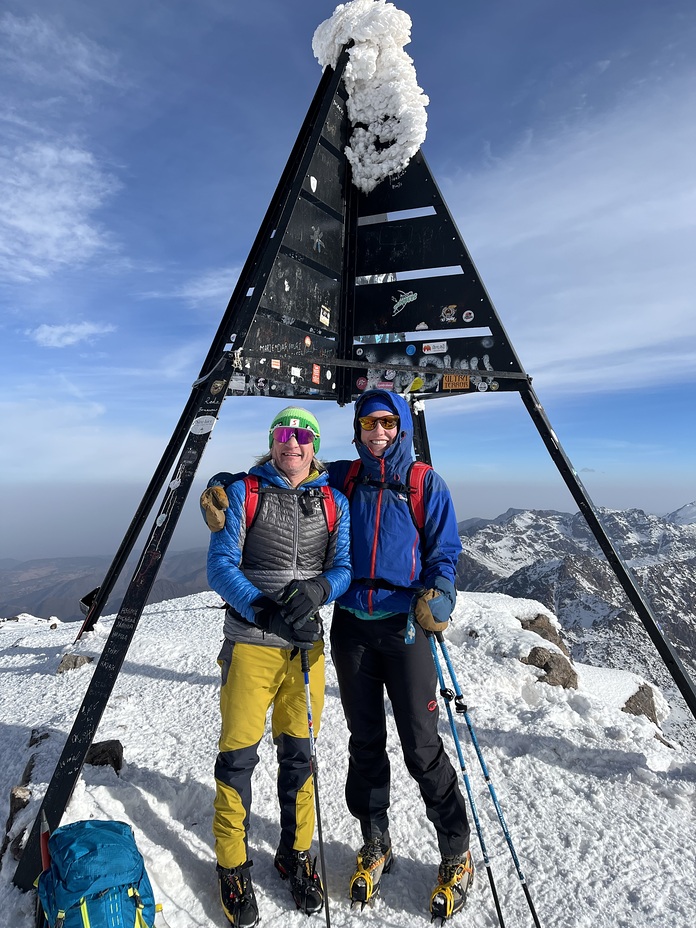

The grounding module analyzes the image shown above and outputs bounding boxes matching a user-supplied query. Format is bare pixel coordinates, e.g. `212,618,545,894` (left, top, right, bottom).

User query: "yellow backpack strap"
128,886,150,928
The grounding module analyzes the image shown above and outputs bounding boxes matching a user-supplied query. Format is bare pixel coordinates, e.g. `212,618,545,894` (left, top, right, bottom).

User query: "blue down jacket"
207,459,351,629
328,390,461,618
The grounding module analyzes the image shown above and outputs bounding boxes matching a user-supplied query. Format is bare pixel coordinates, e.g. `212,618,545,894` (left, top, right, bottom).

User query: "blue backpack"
37,820,156,928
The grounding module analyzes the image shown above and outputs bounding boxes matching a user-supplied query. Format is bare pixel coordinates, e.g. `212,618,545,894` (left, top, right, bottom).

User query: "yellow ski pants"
213,639,325,869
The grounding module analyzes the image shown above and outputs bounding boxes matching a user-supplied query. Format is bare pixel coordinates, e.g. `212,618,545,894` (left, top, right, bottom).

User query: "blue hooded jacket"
328,390,462,618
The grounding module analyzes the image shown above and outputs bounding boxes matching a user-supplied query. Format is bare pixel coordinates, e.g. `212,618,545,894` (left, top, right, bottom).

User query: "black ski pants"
330,605,470,857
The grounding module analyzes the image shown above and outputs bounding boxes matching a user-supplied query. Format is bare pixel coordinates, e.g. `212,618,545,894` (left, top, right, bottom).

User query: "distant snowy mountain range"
456,500,696,748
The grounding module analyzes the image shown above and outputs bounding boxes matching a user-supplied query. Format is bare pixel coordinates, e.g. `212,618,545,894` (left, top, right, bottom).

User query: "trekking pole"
300,647,331,928
435,632,543,928
428,635,506,928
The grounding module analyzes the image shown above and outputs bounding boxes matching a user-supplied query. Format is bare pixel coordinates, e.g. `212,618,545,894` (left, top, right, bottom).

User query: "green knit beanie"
268,406,321,453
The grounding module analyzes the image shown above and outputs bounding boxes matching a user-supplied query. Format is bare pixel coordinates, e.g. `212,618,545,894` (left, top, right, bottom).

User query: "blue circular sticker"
406,344,416,356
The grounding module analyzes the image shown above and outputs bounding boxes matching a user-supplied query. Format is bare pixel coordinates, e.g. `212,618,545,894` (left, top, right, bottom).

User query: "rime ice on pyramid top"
312,0,429,194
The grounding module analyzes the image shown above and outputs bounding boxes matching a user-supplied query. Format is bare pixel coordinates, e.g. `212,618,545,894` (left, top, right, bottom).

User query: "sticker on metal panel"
191,415,217,435
463,310,475,323
406,344,416,356
422,341,448,354
376,381,395,391
356,377,368,391
442,374,471,391
210,380,226,395
312,364,321,384
304,335,312,348
391,290,417,315
271,359,281,370
320,305,331,326
440,305,458,323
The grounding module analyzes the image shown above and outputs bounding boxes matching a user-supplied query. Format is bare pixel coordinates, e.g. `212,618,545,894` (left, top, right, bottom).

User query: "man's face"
270,429,315,485
359,410,399,457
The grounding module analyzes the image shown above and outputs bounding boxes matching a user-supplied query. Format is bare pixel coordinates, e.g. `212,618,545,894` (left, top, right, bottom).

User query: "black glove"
280,578,331,627
251,596,321,650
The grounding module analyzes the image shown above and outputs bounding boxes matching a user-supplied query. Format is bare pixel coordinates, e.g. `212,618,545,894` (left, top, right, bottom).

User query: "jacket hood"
353,389,414,479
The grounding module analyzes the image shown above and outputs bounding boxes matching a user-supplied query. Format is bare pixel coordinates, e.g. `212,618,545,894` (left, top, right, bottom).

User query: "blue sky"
1,0,695,560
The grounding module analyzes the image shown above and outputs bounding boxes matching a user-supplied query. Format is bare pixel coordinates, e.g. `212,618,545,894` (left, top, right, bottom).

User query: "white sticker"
309,175,318,193
191,416,216,435
291,366,301,377
320,304,331,326
422,341,448,354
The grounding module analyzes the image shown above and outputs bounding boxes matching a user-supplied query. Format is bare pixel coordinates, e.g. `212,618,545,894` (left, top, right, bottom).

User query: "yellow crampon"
429,852,474,922
349,842,392,908
349,864,377,904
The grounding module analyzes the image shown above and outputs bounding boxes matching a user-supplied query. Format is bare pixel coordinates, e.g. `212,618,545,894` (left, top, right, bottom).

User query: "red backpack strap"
243,475,261,529
343,459,363,501
319,485,337,534
407,461,432,532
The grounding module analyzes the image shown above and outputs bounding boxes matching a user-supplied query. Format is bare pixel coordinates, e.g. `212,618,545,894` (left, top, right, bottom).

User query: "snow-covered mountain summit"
1,593,695,927
666,500,696,526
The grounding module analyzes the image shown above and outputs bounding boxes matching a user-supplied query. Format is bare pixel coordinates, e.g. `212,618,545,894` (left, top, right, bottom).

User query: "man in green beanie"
205,406,351,927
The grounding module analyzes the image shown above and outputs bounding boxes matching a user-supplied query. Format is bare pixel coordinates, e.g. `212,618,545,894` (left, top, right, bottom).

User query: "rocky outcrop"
522,646,578,689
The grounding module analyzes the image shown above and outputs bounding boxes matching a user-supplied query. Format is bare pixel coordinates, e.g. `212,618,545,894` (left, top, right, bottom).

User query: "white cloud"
0,14,123,283
140,266,241,310
26,321,117,348
442,74,696,394
0,12,121,95
0,141,119,282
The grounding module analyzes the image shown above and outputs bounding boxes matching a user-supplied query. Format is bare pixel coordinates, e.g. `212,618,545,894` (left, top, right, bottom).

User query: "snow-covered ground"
1,591,695,927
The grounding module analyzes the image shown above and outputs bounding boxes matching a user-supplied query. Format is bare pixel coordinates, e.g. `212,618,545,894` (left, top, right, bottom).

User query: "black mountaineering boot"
429,849,474,922
217,861,259,928
274,848,325,916
349,834,393,908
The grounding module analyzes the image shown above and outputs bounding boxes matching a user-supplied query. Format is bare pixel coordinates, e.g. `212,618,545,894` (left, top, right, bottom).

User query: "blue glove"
428,577,456,624
412,577,456,632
